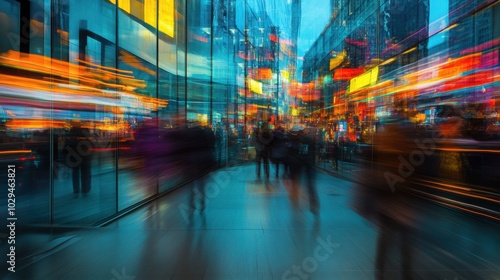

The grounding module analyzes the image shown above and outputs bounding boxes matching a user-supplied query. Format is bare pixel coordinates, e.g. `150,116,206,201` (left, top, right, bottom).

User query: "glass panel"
117,0,158,210
158,0,187,193
186,1,212,125
0,0,240,227
52,0,118,225
0,0,53,226
212,0,229,167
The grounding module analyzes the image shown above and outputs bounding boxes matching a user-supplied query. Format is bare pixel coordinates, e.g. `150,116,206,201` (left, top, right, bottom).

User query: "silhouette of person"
65,121,93,194
271,125,288,178
287,125,319,214
132,118,166,188
332,140,340,170
186,123,216,214
214,122,224,166
351,114,423,280
251,123,274,179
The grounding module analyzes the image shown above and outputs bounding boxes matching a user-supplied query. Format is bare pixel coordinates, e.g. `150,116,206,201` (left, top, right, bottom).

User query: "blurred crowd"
249,120,319,215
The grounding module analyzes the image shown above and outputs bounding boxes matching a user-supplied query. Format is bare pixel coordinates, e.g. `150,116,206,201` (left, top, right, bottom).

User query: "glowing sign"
144,0,156,28
159,0,175,37
110,0,175,38
334,68,365,80
248,78,263,94
329,51,346,70
349,66,379,93
118,0,130,13
257,68,272,80
281,70,290,81
248,68,273,80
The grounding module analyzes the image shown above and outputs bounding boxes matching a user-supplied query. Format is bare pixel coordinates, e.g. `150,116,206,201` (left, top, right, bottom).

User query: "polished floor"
4,164,500,280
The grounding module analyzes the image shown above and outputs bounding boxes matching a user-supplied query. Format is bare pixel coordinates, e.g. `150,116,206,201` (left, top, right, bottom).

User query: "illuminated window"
118,0,131,13
159,0,175,37
144,0,156,28
108,0,174,38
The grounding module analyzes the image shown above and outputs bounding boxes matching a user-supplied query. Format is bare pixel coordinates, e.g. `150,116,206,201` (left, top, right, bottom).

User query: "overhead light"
442,23,458,32
380,57,396,66
402,46,417,55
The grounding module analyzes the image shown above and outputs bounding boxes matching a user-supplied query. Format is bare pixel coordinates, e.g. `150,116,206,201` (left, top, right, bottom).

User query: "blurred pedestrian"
228,126,239,164
287,125,319,214
250,122,274,179
271,125,288,178
351,118,420,280
332,140,340,170
187,123,216,214
214,122,224,167
65,121,93,194
131,118,167,190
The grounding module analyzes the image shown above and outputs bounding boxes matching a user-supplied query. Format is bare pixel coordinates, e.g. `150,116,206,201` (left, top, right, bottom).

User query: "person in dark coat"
351,118,421,280
287,125,319,214
271,125,288,178
65,121,93,194
214,122,224,167
186,123,216,214
331,140,340,170
250,122,274,179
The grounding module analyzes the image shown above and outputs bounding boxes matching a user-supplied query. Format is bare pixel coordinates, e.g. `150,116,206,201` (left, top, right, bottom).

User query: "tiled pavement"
3,164,500,280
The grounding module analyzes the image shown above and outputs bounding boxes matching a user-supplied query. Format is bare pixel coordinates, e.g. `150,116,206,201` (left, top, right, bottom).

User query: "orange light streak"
411,189,500,221
417,182,500,204
6,119,69,130
436,148,500,153
0,51,169,115
0,150,32,155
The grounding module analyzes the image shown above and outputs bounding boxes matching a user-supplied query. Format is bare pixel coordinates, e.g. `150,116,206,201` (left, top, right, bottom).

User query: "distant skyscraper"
291,0,301,80
380,0,430,59
448,0,495,56
330,0,335,18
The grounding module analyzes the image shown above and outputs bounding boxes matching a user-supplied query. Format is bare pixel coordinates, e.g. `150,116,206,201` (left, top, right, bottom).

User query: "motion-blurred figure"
271,124,288,178
287,125,319,214
131,118,167,191
352,118,420,280
214,122,224,167
331,140,340,170
189,124,216,214
65,121,93,194
251,122,274,179
227,125,239,164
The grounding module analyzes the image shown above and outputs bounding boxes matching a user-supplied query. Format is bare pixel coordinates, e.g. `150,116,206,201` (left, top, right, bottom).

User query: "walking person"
351,117,421,280
287,125,319,214
251,122,274,179
271,124,288,178
65,121,93,194
214,122,224,167
187,123,216,215
331,140,340,171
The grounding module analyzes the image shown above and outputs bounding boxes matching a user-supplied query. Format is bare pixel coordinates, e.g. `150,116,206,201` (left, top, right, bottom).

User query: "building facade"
301,0,499,143
0,0,291,226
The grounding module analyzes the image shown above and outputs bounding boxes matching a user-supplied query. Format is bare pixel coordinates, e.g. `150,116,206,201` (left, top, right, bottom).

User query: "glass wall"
0,0,240,226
